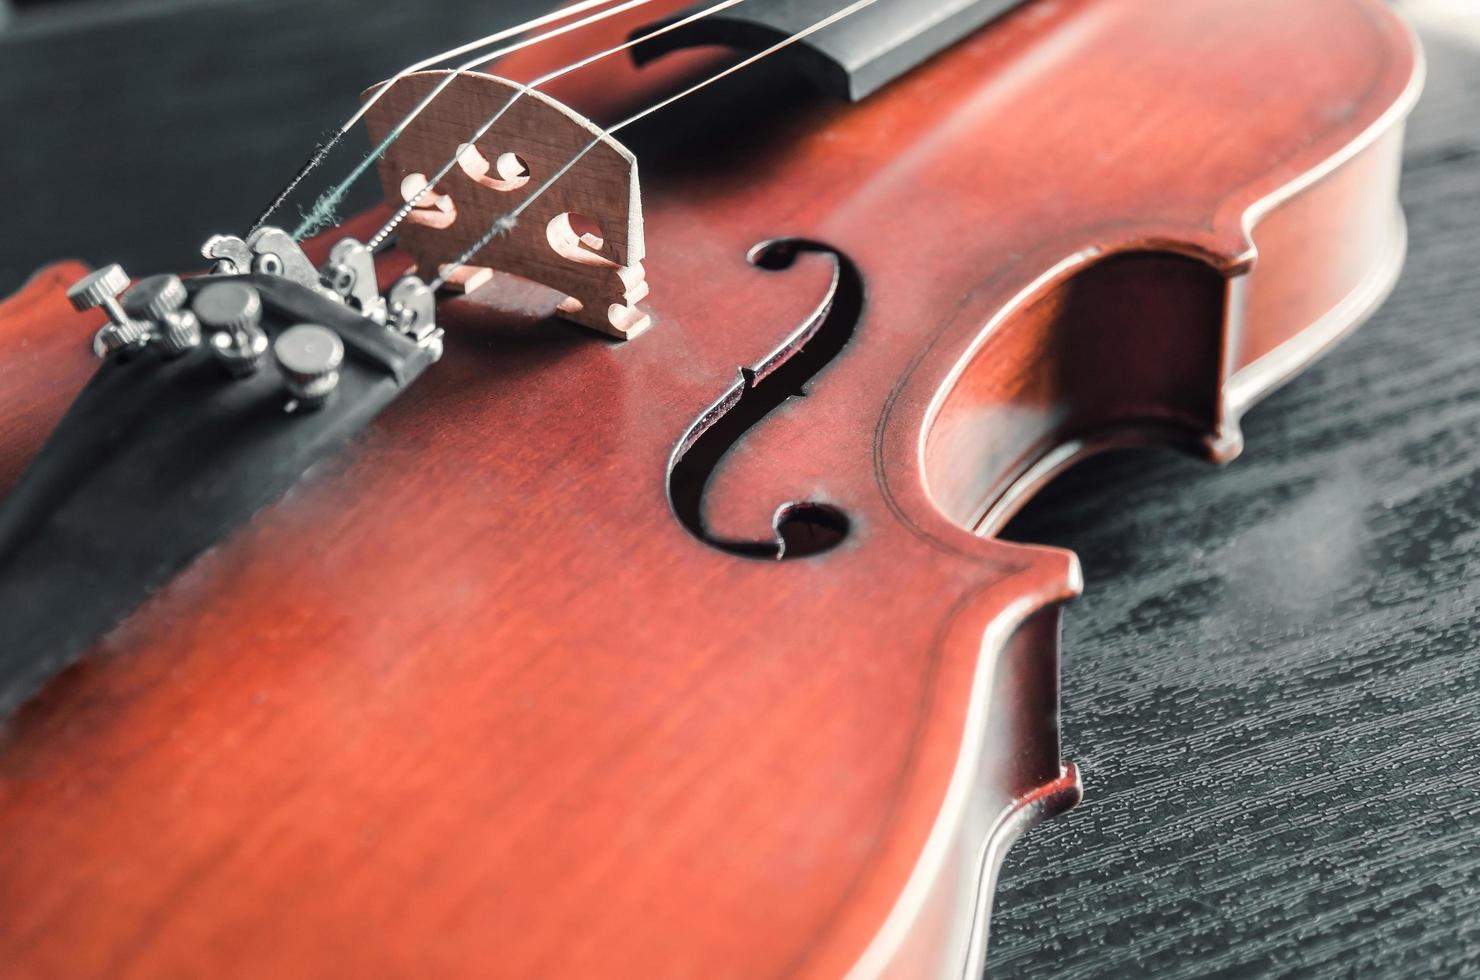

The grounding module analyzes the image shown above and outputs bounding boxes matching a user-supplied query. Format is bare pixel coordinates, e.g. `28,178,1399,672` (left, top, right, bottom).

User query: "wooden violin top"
0,0,1420,977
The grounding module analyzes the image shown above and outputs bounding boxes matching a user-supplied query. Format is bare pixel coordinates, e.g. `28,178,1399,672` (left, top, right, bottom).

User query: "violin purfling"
0,0,1422,976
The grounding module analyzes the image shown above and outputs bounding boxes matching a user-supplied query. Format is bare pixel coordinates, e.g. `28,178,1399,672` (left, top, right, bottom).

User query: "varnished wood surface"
0,1,1463,977
993,12,1480,976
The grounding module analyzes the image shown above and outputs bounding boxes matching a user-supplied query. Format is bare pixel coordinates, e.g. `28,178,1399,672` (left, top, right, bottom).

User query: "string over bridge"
362,70,650,340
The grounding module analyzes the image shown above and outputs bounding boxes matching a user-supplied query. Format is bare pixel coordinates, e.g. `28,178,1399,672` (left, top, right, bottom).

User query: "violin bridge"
435,263,495,296
362,70,650,340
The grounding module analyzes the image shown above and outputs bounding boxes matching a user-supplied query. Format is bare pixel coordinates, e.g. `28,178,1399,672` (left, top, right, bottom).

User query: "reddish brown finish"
0,1,1420,977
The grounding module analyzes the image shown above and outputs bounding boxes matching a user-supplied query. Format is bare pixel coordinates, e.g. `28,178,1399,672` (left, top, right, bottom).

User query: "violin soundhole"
667,238,864,560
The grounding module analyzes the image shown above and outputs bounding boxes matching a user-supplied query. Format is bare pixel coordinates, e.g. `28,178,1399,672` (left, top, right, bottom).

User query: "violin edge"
847,6,1425,976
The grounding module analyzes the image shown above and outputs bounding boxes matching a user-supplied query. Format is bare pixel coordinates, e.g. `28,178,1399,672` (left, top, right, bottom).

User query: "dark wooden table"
990,9,1480,975
1,2,1475,976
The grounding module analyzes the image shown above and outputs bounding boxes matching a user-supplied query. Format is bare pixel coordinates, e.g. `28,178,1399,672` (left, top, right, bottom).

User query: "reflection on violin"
0,0,1423,976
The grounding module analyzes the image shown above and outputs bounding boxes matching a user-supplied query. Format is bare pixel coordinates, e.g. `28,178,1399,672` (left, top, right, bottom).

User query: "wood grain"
0,1,1449,978
990,13,1480,977
363,71,650,338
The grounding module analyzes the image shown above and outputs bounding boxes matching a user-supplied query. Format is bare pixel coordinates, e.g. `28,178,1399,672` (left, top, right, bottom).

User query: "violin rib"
0,1,1421,977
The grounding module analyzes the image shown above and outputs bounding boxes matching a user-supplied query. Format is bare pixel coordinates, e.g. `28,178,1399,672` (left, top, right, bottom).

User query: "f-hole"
667,238,865,560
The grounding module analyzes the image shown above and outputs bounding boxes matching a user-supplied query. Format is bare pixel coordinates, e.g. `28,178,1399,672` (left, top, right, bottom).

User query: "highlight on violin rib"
367,0,754,253
292,0,669,241
427,0,888,288
250,0,621,234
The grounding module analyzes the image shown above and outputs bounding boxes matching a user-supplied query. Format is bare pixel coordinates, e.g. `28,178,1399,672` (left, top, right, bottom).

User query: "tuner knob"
122,274,188,321
67,264,149,358
273,324,343,408
195,281,268,377
67,263,130,316
193,280,261,333
156,311,203,358
93,320,150,357
123,274,201,358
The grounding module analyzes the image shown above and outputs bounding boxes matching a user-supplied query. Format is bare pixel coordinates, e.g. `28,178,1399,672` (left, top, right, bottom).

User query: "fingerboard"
632,0,1030,101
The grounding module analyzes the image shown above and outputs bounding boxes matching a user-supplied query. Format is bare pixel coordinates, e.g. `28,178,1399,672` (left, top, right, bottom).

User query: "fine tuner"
66,0,936,354
66,229,442,409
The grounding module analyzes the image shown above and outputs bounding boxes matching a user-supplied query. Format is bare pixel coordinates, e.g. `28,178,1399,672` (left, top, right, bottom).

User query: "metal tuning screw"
67,264,149,357
122,274,201,357
387,276,436,340
201,234,254,276
245,227,331,296
273,324,344,409
201,228,330,298
122,273,185,321
194,280,269,377
322,238,387,324
386,275,443,361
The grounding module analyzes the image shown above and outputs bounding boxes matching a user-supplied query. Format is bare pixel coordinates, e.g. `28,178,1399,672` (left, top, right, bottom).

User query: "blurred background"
1,1,1477,976
0,0,552,294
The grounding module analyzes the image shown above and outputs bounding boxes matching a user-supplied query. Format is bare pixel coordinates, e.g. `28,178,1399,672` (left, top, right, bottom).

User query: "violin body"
0,1,1421,977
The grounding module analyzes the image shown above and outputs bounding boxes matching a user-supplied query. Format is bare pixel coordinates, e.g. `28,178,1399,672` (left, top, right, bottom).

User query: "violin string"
427,0,885,291
365,0,752,252
249,0,621,236
292,0,669,241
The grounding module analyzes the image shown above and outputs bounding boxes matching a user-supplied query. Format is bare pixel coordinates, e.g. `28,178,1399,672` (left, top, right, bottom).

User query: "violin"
0,0,1423,976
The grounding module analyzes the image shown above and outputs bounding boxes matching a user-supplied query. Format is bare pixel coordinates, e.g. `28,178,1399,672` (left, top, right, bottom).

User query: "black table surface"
1,2,1476,977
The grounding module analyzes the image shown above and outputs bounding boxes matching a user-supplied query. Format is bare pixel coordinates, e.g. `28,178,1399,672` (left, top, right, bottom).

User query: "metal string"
291,0,669,241
365,0,752,252
427,0,885,291
250,0,622,236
